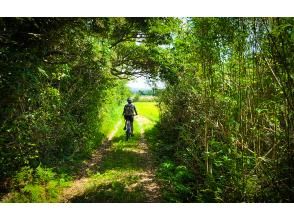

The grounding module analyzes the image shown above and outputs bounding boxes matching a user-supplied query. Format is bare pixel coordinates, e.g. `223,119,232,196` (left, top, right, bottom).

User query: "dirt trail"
60,116,161,202
133,115,161,202
60,120,122,202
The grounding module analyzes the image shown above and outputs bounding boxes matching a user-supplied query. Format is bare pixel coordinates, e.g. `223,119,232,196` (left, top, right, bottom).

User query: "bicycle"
125,118,132,141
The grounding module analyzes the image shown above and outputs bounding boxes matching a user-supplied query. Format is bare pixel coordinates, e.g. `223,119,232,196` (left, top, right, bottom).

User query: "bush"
5,165,68,202
156,161,195,202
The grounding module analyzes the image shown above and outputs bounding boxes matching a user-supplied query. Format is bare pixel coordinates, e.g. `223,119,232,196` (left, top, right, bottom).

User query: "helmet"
127,98,132,103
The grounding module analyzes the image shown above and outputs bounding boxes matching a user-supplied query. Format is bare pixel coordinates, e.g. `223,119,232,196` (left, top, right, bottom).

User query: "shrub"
6,166,68,202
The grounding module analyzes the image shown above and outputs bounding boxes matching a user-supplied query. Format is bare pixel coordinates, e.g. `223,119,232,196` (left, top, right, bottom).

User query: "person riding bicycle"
123,98,138,135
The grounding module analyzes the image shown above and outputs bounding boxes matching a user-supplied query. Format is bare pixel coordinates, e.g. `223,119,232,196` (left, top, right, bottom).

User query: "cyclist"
123,97,138,135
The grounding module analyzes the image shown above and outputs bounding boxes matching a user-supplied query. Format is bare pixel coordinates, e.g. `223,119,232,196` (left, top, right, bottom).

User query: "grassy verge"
134,101,160,122
100,103,125,137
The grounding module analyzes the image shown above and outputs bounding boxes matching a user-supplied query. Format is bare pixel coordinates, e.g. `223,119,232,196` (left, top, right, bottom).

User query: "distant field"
134,102,159,122
137,96,157,102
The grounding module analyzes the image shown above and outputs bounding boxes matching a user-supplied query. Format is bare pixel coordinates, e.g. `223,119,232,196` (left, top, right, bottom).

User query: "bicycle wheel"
126,120,131,141
126,130,130,141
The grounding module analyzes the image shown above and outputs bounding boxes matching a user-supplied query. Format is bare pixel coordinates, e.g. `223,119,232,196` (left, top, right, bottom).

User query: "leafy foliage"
4,165,68,202
0,17,178,201
1,17,293,203
155,18,294,202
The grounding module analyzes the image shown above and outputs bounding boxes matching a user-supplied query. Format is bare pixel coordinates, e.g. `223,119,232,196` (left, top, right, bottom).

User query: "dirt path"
60,120,122,202
60,117,161,202
129,115,161,202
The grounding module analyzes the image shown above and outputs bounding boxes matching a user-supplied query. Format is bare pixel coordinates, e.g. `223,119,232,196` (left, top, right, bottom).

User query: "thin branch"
264,57,283,89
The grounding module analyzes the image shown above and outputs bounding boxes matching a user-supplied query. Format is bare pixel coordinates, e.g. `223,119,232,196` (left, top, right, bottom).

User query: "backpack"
124,104,134,116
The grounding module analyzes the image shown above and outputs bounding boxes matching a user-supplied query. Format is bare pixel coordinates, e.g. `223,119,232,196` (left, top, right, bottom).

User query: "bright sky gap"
127,76,165,90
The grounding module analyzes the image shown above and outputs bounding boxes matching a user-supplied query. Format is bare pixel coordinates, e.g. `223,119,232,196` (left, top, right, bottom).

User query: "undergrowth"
3,166,69,202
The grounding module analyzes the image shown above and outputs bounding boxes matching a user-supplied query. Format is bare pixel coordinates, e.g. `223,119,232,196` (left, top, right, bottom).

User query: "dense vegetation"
0,17,175,198
154,18,294,202
0,17,293,202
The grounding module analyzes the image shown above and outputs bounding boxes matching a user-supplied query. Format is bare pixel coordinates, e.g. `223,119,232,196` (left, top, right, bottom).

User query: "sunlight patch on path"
107,120,122,140
136,115,152,127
